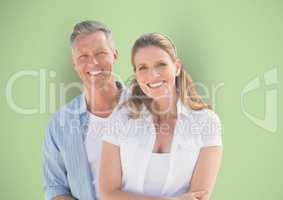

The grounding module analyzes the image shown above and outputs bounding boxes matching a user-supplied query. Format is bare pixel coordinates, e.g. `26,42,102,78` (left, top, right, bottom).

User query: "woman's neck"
152,90,178,120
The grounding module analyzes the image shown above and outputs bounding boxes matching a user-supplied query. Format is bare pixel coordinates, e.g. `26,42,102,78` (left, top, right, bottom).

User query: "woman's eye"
158,62,167,67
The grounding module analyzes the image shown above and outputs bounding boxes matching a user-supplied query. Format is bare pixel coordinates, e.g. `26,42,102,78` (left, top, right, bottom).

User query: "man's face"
72,31,118,90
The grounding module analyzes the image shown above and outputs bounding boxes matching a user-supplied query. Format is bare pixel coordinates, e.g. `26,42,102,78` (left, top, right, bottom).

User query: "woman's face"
133,45,181,100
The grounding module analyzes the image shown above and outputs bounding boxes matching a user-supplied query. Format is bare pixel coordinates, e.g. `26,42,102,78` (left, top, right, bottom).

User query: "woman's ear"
113,49,118,64
175,58,182,76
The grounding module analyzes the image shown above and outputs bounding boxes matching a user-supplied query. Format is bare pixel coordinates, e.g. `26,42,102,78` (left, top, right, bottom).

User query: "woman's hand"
173,190,208,200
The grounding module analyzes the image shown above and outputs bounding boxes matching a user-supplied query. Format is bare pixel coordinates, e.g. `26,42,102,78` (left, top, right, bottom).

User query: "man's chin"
88,74,107,82
87,76,112,88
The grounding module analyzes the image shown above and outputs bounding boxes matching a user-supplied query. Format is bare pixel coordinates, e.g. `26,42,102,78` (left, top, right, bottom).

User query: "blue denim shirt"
43,93,96,200
43,81,128,200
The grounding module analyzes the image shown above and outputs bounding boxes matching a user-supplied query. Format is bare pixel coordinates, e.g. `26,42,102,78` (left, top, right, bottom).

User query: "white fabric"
103,100,223,197
143,153,170,197
85,88,129,199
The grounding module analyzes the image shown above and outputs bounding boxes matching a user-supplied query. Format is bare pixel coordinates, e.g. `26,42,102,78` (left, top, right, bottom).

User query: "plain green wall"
0,0,282,199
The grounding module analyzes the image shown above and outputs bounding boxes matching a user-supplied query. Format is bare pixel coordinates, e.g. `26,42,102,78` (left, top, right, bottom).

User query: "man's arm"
43,118,75,200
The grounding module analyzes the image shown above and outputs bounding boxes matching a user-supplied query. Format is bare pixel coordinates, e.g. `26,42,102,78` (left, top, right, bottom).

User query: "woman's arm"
99,141,207,200
189,146,223,200
99,141,173,200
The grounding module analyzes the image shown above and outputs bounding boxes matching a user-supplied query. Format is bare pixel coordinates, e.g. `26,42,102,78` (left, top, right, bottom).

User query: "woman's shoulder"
104,104,146,146
189,108,221,124
111,104,132,121
188,108,222,147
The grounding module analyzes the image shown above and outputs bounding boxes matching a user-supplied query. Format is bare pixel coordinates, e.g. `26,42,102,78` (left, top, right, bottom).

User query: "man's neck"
85,80,121,118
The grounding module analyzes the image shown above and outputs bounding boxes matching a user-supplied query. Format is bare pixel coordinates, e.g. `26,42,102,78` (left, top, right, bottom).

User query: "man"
43,20,128,200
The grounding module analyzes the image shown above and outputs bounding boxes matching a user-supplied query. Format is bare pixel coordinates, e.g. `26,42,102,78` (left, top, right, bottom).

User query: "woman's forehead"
134,46,172,63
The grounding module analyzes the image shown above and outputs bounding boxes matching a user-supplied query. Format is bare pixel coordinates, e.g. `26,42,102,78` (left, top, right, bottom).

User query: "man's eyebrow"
95,48,108,51
75,48,87,53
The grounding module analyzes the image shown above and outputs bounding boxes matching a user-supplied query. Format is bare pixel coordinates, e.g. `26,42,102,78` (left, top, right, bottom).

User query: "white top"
85,88,129,199
103,100,223,197
143,153,170,197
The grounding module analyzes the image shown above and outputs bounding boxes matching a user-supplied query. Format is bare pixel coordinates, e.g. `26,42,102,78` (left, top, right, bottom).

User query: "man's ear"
175,58,182,76
71,55,78,73
71,48,77,68
71,56,74,66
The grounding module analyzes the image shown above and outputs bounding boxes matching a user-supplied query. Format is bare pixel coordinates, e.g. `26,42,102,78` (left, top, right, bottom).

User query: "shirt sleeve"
43,118,73,200
102,114,122,146
200,110,223,147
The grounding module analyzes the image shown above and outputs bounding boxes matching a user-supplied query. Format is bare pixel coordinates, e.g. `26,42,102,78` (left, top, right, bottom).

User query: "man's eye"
79,55,88,59
97,51,107,55
138,66,146,71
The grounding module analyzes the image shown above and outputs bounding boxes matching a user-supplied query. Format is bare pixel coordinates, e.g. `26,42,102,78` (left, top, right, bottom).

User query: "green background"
0,0,282,199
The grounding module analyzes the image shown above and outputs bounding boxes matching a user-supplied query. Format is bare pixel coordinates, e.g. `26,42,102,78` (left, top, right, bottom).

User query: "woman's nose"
150,68,160,78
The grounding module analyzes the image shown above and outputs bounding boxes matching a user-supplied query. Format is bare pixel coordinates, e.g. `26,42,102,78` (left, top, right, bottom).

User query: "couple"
43,20,223,200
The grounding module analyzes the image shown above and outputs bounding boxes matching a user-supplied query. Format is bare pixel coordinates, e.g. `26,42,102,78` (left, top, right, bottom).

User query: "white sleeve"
103,132,120,146
102,113,122,146
200,110,223,147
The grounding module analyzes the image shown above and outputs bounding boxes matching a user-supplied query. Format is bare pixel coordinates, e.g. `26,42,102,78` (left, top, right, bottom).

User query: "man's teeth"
148,81,164,88
89,70,102,76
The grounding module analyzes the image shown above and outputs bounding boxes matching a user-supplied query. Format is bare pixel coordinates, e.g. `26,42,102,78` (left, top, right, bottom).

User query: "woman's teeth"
148,81,164,88
89,70,102,76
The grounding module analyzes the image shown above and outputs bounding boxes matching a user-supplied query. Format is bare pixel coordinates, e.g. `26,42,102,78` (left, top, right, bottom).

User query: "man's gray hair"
70,20,115,48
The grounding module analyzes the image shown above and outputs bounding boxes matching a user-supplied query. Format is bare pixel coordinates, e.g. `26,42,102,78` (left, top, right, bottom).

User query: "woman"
99,33,223,200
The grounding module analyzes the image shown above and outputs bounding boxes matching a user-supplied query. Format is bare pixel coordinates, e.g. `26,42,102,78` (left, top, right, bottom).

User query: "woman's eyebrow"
136,63,147,68
155,60,166,64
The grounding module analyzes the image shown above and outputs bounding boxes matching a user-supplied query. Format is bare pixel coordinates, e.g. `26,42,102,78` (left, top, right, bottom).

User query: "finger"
192,190,208,198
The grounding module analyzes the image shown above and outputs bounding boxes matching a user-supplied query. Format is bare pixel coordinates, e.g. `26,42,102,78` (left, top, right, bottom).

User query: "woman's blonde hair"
128,33,210,119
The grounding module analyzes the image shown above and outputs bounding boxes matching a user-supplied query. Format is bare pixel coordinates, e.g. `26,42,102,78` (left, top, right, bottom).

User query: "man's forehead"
73,43,106,53
73,32,109,49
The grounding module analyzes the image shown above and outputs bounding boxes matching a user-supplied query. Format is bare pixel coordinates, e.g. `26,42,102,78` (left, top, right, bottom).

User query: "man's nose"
91,56,98,65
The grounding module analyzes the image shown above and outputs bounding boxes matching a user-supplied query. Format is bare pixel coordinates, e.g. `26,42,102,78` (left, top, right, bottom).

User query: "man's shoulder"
48,94,85,126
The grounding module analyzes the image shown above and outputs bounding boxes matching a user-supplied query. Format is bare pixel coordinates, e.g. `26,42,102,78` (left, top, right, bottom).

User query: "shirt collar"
78,93,88,115
141,98,191,119
176,98,191,117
